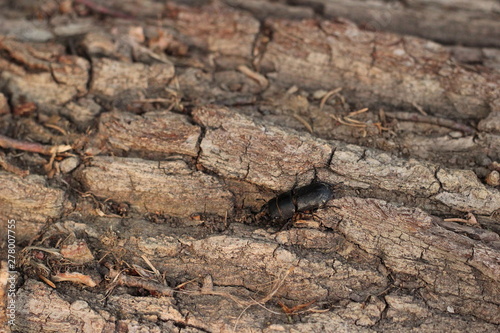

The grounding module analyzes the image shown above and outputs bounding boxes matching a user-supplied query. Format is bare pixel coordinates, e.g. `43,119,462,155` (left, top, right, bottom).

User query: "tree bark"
0,1,499,332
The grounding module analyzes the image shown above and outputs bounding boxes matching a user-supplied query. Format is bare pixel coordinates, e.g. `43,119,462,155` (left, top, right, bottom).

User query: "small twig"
443,212,478,226
44,153,57,174
0,152,29,177
292,114,313,133
319,87,342,111
278,299,316,314
373,122,391,133
107,266,173,296
175,277,199,290
22,246,63,258
343,116,365,124
39,275,56,288
0,134,72,155
141,255,162,281
443,218,469,223
237,65,269,88
51,272,98,287
384,111,475,135
348,107,369,117
330,114,367,128
44,123,67,136
411,102,428,116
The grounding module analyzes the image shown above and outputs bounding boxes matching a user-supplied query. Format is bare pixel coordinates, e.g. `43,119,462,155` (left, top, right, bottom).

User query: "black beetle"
266,182,333,220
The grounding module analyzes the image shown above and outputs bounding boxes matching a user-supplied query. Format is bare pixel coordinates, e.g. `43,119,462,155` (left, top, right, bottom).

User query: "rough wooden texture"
318,197,500,324
0,38,89,110
434,168,500,214
14,215,499,332
14,213,500,332
98,111,201,157
89,58,175,97
76,156,234,217
193,105,334,190
333,142,500,215
171,1,260,58
195,105,500,215
0,172,66,243
15,280,110,333
260,18,500,121
0,1,499,332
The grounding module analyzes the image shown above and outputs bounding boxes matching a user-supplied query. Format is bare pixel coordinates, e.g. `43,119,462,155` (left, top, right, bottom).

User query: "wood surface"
0,0,499,332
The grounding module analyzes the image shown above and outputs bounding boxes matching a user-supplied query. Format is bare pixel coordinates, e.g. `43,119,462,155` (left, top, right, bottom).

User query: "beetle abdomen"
294,182,333,212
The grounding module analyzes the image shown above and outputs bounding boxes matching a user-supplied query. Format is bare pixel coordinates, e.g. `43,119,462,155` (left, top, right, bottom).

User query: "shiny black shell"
266,182,333,220
294,182,333,212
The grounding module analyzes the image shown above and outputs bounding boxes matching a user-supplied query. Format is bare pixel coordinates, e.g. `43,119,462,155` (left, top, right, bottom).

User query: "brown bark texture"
0,0,499,332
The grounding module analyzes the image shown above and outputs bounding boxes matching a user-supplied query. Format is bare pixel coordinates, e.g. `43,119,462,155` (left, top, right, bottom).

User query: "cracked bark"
0,1,499,332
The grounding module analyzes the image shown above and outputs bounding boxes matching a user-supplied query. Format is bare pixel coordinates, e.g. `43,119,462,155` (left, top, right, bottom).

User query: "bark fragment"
89,58,174,97
193,105,333,190
292,0,500,47
76,156,234,217
435,168,500,215
330,143,440,196
260,18,499,120
0,38,89,108
15,280,110,333
0,172,66,243
1,72,84,109
193,105,500,217
172,1,260,58
335,0,500,48
98,111,201,157
318,197,500,323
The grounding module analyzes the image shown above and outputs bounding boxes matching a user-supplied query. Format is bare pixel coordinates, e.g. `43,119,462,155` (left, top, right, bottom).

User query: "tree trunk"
1,1,499,332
